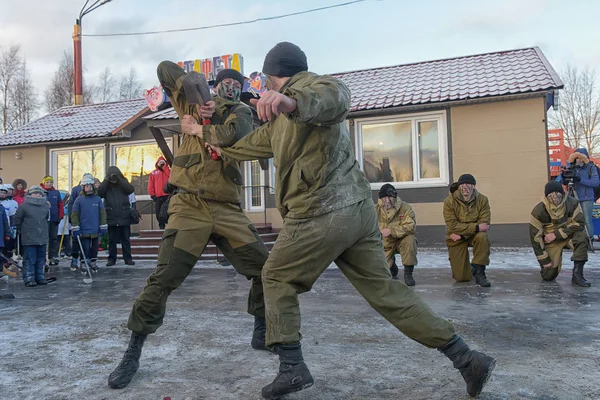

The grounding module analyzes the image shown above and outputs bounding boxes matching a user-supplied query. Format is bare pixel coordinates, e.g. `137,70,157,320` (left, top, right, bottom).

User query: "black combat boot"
390,260,399,278
261,343,314,399
251,316,273,352
473,265,491,287
470,264,476,280
572,261,591,287
108,332,147,389
403,265,415,286
439,335,496,398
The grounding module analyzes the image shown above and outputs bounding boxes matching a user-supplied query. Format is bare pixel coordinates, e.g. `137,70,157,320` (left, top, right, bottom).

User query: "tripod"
566,181,596,253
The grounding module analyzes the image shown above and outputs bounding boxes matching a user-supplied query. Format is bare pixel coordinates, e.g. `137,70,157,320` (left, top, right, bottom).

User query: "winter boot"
70,258,78,272
261,343,314,399
24,281,37,287
439,335,496,398
106,259,116,267
572,261,591,287
49,258,59,266
403,265,415,286
89,259,98,272
390,260,399,278
108,332,147,389
251,316,271,352
474,265,491,287
35,279,48,285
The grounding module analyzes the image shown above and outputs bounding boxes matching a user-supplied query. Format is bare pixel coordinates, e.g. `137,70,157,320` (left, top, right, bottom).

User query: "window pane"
250,160,262,207
56,153,70,191
72,149,104,188
418,121,440,179
115,143,165,195
362,121,413,183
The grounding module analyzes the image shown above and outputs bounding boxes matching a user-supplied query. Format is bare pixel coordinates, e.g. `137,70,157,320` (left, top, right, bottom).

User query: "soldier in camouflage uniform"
443,174,492,287
530,181,591,287
107,63,270,390
207,42,495,400
376,183,418,285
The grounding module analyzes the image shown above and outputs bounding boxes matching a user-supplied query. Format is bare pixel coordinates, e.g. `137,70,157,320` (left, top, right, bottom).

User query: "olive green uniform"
216,71,455,349
529,195,587,281
375,198,418,267
443,190,491,282
127,61,269,335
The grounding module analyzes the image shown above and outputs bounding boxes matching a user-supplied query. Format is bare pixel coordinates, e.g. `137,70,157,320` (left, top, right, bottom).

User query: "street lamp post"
73,0,113,106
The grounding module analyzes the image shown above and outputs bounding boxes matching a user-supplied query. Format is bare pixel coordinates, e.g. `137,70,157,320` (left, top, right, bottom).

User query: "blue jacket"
557,148,600,202
43,185,64,222
72,193,107,236
68,185,82,219
0,205,8,248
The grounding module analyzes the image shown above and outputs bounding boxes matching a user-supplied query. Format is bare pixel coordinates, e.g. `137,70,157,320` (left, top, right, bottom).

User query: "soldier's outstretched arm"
284,75,351,126
202,105,253,147
217,123,274,161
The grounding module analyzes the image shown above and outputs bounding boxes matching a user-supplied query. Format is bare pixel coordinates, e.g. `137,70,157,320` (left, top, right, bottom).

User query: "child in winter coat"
71,177,107,272
58,191,71,258
12,179,27,206
41,176,64,265
0,204,11,279
13,186,50,287
0,184,18,263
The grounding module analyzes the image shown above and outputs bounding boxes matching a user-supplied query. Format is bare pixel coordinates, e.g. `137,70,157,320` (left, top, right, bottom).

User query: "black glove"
151,195,157,201
573,176,582,183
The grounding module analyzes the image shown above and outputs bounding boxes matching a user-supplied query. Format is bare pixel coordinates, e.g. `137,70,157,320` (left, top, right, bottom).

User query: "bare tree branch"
119,67,142,100
44,51,94,112
97,67,117,103
0,45,22,133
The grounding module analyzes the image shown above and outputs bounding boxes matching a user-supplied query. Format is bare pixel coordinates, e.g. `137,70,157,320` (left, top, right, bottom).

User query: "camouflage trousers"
384,234,418,267
128,193,269,335
540,230,588,281
263,198,455,349
446,232,491,282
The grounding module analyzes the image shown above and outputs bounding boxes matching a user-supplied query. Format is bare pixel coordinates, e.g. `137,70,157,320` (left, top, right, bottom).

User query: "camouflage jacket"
376,198,416,242
529,196,584,266
169,96,253,204
216,71,371,219
443,190,491,238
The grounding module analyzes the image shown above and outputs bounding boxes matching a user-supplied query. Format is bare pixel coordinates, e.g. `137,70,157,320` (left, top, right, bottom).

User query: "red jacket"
148,157,171,198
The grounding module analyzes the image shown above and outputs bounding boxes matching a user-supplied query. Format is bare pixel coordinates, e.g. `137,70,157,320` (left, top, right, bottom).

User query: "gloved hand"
72,227,81,238
151,195,157,201
99,225,108,237
573,176,582,183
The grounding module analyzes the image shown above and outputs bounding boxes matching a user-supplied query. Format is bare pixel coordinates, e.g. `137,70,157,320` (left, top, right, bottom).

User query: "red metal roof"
0,98,149,146
332,47,563,112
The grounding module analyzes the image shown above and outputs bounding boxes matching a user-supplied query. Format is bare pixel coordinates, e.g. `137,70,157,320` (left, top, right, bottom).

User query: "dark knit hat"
545,181,565,197
457,174,476,186
214,69,245,87
27,185,45,197
379,184,397,199
262,42,308,77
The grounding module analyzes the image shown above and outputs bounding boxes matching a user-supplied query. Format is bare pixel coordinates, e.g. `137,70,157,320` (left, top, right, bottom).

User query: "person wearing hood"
148,156,171,229
557,148,599,239
98,166,135,266
376,184,418,285
68,173,94,270
203,42,495,400
530,181,590,286
13,179,27,206
107,64,272,391
72,176,107,272
0,184,18,264
13,186,50,287
443,174,492,287
41,176,64,265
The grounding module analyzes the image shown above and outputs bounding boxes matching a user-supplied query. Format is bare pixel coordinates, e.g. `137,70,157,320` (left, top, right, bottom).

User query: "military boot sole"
467,355,496,398
108,359,140,389
262,363,314,400
262,378,314,400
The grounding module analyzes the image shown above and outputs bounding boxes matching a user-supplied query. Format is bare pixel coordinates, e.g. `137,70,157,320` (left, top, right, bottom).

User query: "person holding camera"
98,166,135,266
443,174,492,287
530,181,591,287
557,148,599,239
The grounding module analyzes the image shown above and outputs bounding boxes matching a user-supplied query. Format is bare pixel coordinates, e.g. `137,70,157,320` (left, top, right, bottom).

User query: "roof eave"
111,106,150,135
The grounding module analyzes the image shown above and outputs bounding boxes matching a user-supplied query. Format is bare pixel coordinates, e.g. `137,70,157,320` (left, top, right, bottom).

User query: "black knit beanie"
379,184,397,199
545,181,565,197
214,69,245,87
262,42,308,77
457,174,476,186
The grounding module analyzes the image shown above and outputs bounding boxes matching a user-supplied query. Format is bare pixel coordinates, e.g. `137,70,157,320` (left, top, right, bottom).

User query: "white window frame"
244,160,265,212
355,110,449,190
49,144,106,191
109,138,173,201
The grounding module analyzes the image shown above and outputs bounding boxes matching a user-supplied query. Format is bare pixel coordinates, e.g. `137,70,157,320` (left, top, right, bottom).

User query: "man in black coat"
98,166,135,266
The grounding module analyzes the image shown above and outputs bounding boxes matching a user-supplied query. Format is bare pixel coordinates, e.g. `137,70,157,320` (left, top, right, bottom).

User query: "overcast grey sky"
1,0,599,109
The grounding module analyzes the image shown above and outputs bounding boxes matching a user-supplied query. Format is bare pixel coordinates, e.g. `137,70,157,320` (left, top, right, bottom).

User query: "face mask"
547,192,564,205
217,81,241,102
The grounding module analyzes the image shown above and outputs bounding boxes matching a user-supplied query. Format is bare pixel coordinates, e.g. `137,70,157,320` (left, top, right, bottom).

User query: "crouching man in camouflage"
208,42,496,400
530,181,591,287
376,184,418,285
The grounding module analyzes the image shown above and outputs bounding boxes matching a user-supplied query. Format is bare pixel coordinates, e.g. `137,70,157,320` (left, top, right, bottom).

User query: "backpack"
589,162,600,201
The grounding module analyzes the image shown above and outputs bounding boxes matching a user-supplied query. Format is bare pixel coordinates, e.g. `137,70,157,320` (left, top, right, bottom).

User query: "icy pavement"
1,248,600,400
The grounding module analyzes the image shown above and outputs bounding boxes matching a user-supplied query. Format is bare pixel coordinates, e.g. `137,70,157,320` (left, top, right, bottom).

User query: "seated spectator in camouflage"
376,184,417,285
530,181,591,287
443,174,491,287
